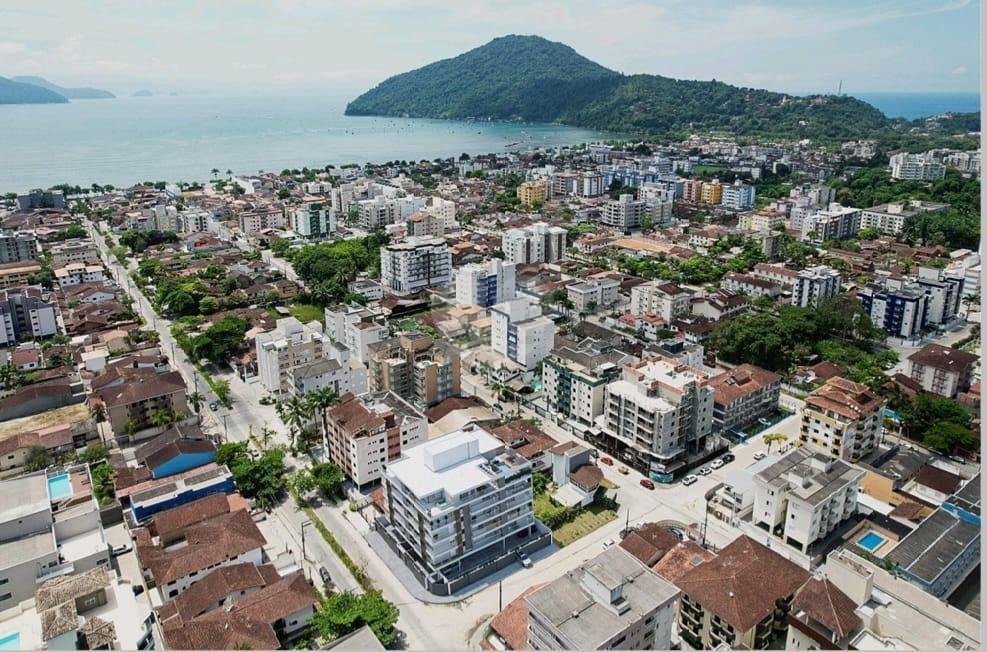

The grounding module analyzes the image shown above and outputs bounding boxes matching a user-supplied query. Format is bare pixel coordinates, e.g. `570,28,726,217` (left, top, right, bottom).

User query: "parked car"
753,451,767,461
682,475,699,486
697,467,712,476
131,584,145,596
318,567,332,585
618,465,629,475
209,402,218,411
600,456,614,466
517,551,533,568
640,478,655,490
602,538,615,549
710,459,725,470
111,543,132,556
722,453,736,463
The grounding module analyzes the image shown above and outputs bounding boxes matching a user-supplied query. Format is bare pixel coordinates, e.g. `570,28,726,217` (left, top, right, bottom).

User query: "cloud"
950,65,968,75
0,41,26,55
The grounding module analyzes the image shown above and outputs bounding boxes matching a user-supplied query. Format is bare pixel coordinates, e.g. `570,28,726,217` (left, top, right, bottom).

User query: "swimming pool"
0,632,21,650
47,473,73,500
858,531,886,552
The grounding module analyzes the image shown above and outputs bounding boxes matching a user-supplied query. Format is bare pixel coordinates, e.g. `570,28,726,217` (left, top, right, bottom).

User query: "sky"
0,0,980,96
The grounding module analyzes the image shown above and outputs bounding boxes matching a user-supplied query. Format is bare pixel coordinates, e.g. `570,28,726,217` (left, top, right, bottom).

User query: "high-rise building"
455,259,517,307
700,180,723,205
502,222,567,265
721,180,757,210
801,203,861,241
791,265,841,307
516,180,549,206
858,281,929,339
490,298,556,370
799,376,884,462
0,231,39,264
0,286,58,347
630,281,691,321
889,152,946,181
367,332,461,407
595,356,714,480
324,303,390,363
859,200,949,236
255,317,327,393
290,201,336,239
915,266,964,326
379,236,452,296
601,194,645,231
543,336,634,428
358,194,425,231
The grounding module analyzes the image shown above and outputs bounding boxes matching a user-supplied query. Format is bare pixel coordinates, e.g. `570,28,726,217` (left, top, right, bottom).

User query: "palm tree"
260,426,275,450
305,388,338,457
282,395,311,449
763,432,788,453
188,392,204,414
211,168,219,179
476,360,493,386
150,409,174,429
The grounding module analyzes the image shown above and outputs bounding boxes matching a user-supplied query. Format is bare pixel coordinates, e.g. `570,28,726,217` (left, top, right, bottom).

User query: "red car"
640,478,655,490
600,456,614,466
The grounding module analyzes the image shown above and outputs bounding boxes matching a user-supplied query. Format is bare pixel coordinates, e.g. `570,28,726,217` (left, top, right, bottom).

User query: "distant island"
132,89,153,97
10,75,114,99
346,35,979,140
0,76,69,104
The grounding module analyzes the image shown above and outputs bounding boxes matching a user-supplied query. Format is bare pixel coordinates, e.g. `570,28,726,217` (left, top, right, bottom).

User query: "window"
0,593,10,602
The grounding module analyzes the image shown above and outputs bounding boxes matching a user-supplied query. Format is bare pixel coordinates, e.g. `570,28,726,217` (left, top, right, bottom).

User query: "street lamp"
300,520,313,562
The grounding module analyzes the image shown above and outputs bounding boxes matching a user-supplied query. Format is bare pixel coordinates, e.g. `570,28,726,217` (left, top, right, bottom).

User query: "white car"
697,467,712,476
710,459,725,470
681,475,699,486
602,539,616,549
753,451,767,461
111,543,132,556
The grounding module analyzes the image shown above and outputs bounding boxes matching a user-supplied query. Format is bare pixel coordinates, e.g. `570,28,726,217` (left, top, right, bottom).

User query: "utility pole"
301,520,313,562
498,580,503,612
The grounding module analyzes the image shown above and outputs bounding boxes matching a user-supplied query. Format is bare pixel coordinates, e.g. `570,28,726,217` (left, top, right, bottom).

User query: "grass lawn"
287,302,324,324
693,164,727,175
552,504,618,547
534,492,566,522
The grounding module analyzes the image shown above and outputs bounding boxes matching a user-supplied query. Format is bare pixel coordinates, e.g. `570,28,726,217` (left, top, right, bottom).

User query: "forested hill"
11,75,114,99
0,76,68,104
345,35,957,140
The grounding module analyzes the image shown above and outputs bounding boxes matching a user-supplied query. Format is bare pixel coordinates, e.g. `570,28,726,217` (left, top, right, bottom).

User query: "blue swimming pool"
0,632,21,650
858,531,886,552
47,473,73,500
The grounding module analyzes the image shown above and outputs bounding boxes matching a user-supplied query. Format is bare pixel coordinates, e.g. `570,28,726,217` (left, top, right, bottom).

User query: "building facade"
455,259,517,308
799,377,884,463
490,298,556,370
502,223,567,265
255,317,328,393
0,286,58,346
367,332,461,407
380,236,452,296
791,265,841,307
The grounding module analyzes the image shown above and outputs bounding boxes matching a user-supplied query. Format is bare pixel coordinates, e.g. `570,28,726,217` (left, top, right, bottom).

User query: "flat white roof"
0,475,50,523
386,428,503,500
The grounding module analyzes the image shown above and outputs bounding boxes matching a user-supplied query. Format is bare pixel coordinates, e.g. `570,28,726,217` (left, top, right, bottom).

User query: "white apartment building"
630,281,691,321
596,356,714,479
799,377,884,463
543,337,634,428
425,196,456,229
601,194,674,232
358,194,425,231
490,298,556,370
324,303,389,363
54,263,104,289
178,209,212,233
859,200,949,236
502,222,567,265
325,391,427,487
48,239,100,266
382,426,543,593
380,236,452,296
906,343,978,398
455,259,517,308
721,180,757,210
889,152,946,181
255,317,327,393
238,207,286,235
525,545,680,650
801,203,861,241
739,210,786,232
753,448,863,553
290,201,336,239
791,265,841,307
288,342,368,397
0,286,58,346
566,277,620,313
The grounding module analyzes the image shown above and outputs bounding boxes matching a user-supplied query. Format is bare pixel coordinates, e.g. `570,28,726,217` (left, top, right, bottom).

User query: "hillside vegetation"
0,76,68,104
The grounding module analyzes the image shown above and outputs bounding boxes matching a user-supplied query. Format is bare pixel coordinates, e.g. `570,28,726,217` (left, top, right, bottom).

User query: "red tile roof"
792,577,862,639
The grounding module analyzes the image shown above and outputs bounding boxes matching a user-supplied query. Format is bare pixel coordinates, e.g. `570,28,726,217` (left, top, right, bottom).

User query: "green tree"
311,462,345,500
282,395,312,449
922,421,977,455
75,446,108,465
763,433,788,453
24,446,52,472
311,592,398,648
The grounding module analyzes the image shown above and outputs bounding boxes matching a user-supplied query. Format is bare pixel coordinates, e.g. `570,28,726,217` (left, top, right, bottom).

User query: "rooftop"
805,376,884,421
756,448,864,505
0,474,50,525
884,507,979,584
907,343,978,372
710,363,780,406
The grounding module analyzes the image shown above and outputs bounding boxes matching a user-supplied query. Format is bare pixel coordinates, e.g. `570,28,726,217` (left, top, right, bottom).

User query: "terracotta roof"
97,369,186,408
157,562,268,624
792,578,862,639
491,420,558,461
913,464,961,495
424,395,488,423
651,541,716,584
889,500,926,521
674,535,810,632
908,343,978,372
807,360,843,380
710,364,780,406
162,612,279,651
150,492,234,541
569,464,603,492
490,584,545,650
221,571,316,625
328,392,386,437
805,377,883,421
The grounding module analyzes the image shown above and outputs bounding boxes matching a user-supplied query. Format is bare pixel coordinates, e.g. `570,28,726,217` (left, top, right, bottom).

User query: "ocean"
851,92,980,120
0,94,608,193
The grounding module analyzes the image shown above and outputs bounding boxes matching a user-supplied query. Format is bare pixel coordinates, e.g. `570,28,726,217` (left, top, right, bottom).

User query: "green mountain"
11,75,114,99
345,35,894,139
0,76,68,104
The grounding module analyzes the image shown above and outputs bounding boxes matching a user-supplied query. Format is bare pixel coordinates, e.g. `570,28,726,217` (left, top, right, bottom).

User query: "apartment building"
915,266,964,326
0,286,58,346
381,425,548,595
858,281,929,339
889,152,945,181
287,342,368,398
525,546,680,650
455,258,517,307
179,209,212,233
54,262,105,289
255,317,327,394
753,448,863,553
238,207,286,234
630,281,691,321
721,271,782,299
490,298,556,370
94,370,190,440
0,469,111,611
543,336,635,428
324,303,389,363
596,356,714,480
676,536,810,649
682,178,703,203
786,577,863,650
739,210,786,232
752,262,799,287
721,180,756,210
502,222,567,265
0,231,39,263
566,277,620,313
700,180,723,204
791,265,841,307
907,343,978,398
48,238,100,266
367,332,461,407
325,391,426,487
859,200,949,236
516,180,549,206
801,203,861,241
799,377,884,462
709,364,781,434
17,188,65,210
358,194,425,231
380,236,452,296
290,201,336,239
